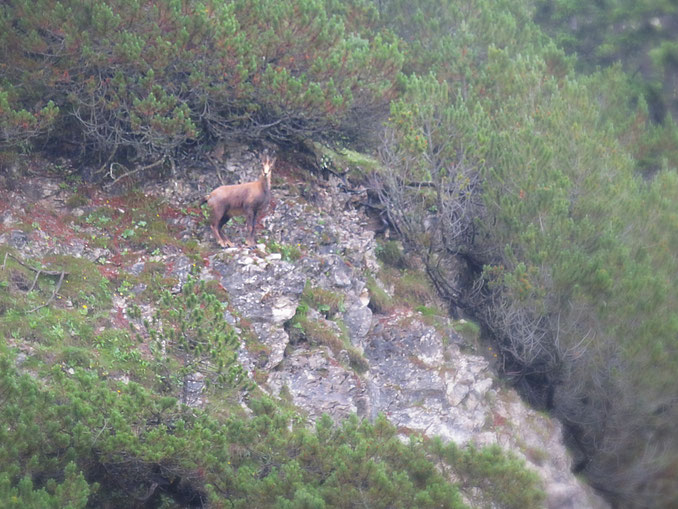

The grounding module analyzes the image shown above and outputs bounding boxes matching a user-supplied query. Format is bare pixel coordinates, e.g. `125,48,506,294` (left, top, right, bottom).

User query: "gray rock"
214,253,306,325
2,211,15,226
223,310,238,326
167,254,192,292
131,283,146,295
251,322,289,370
88,247,110,263
182,372,206,408
128,261,146,276
268,348,364,421
343,303,372,347
9,230,28,249
330,257,353,288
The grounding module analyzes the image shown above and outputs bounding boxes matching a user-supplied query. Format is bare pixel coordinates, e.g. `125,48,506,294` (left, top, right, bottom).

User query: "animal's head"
262,154,275,178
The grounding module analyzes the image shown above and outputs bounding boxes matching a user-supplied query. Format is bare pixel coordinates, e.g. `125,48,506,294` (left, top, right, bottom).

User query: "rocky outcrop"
195,156,605,509
0,152,607,509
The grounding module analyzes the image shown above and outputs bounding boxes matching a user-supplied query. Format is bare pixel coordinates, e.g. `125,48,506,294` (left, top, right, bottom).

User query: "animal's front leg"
245,211,257,247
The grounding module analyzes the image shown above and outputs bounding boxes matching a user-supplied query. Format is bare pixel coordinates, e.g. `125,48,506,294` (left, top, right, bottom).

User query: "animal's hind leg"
210,221,225,247
219,213,234,247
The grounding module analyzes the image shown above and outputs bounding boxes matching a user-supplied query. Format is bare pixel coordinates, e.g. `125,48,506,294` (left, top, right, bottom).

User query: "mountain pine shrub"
375,1,678,505
0,0,402,164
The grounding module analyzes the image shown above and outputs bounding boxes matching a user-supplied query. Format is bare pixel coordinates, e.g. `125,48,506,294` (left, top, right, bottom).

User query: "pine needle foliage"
0,350,544,508
373,1,678,506
0,0,402,161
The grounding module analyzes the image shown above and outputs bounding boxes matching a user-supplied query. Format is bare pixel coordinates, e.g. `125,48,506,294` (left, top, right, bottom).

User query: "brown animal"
203,155,275,247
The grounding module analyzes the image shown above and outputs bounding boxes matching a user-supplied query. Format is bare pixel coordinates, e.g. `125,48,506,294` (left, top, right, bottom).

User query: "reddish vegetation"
0,173,218,298
97,265,120,280
112,305,129,330
159,204,184,220
493,411,507,428
89,192,127,209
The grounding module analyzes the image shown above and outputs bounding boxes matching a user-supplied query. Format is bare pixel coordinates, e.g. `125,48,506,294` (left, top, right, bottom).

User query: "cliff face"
0,149,606,508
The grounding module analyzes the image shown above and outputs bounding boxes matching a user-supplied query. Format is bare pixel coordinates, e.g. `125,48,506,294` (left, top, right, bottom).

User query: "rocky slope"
0,149,606,508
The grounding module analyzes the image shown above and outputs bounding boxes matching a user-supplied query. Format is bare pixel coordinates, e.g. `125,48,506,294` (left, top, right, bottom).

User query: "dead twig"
2,252,66,277
103,157,166,189
207,155,226,185
29,268,42,292
30,270,66,313
96,146,119,175
1,252,70,312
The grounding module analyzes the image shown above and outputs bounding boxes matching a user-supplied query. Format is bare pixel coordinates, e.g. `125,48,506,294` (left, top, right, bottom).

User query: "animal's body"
203,155,274,247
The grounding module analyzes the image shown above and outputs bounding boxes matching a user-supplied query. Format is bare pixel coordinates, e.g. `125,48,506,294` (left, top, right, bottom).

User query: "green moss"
394,270,437,305
301,283,345,318
65,192,88,208
376,239,407,268
286,300,369,373
320,146,382,179
58,346,94,368
137,271,176,299
373,264,440,312
453,319,481,342
267,240,303,262
48,255,112,312
301,317,345,351
0,250,109,350
346,346,369,373
366,276,395,314
181,239,203,261
415,305,446,317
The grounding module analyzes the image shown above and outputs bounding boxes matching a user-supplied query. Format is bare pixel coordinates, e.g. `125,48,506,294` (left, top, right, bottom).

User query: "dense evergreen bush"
533,0,678,175
0,0,401,162
373,1,678,506
534,0,678,123
0,352,544,508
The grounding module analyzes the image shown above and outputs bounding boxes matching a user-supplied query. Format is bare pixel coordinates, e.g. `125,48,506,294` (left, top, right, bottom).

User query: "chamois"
203,154,275,248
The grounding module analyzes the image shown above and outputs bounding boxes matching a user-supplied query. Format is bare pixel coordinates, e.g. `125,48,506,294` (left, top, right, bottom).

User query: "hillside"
3,0,678,507
0,149,604,508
